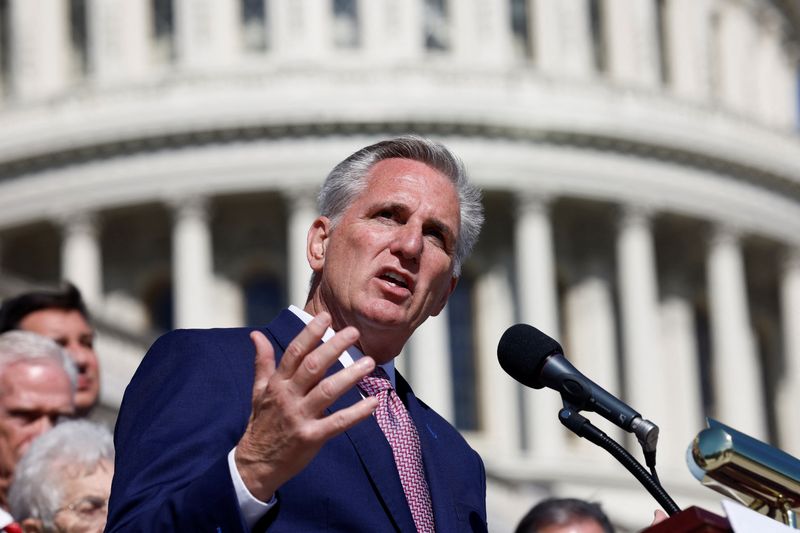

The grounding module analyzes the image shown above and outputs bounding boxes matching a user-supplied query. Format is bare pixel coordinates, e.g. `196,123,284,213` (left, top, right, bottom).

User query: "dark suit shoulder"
108,326,265,532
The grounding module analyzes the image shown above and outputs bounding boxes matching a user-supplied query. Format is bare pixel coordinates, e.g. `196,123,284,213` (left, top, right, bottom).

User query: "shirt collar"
287,305,396,388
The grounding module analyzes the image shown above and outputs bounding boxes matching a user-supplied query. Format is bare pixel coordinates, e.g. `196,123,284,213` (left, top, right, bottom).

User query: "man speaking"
106,136,488,532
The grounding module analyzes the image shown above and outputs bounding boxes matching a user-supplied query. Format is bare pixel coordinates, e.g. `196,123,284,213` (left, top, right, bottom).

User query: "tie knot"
358,367,392,397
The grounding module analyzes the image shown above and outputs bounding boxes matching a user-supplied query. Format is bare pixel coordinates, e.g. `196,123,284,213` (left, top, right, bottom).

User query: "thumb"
250,330,276,397
651,509,669,525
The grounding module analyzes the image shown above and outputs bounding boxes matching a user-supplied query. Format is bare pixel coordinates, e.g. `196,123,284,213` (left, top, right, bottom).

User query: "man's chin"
75,389,100,413
359,301,412,327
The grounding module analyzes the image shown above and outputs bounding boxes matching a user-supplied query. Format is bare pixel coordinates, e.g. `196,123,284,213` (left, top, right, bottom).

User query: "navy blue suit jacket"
106,309,487,532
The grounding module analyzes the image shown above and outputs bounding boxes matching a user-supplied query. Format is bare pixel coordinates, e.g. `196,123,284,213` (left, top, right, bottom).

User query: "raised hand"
234,313,378,501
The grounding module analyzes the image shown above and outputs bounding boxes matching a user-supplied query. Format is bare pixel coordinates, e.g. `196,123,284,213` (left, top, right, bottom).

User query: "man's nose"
32,414,56,437
67,343,90,367
391,223,423,260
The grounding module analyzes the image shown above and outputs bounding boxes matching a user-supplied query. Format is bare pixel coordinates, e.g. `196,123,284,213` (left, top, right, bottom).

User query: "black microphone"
497,323,658,452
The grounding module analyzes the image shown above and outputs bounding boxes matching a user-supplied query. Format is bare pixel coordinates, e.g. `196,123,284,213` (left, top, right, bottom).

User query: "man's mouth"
380,271,410,290
77,375,90,389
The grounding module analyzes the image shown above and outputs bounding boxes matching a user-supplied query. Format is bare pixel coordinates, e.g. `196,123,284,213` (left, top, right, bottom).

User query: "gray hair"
317,135,484,276
8,420,114,529
0,330,77,393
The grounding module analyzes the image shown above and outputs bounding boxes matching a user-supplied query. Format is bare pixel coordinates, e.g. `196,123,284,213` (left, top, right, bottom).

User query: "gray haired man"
0,331,76,517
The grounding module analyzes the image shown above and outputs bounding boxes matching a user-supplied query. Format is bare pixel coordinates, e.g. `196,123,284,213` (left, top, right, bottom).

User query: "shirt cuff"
228,447,276,530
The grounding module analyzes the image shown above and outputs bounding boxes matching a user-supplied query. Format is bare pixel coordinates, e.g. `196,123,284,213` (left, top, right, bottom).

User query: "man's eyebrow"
427,218,456,242
370,201,406,212
369,201,456,241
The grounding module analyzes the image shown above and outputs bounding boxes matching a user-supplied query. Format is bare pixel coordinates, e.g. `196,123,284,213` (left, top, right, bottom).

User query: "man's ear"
307,216,332,273
21,518,44,533
431,276,458,317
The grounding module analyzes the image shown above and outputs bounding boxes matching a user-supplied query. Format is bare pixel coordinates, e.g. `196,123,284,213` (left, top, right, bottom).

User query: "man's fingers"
276,313,331,378
291,326,360,392
250,330,276,395
315,396,379,441
306,355,375,412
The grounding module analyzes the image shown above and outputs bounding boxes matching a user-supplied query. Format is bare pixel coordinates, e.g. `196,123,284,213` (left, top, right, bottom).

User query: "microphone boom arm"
558,406,681,516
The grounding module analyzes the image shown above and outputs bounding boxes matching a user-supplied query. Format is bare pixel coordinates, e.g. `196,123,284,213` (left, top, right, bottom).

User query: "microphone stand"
558,406,681,516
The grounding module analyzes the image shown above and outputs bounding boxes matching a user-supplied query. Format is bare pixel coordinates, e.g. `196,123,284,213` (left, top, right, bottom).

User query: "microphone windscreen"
497,323,563,389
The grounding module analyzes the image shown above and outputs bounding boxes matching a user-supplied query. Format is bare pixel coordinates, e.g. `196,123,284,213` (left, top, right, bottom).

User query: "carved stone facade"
0,1,798,530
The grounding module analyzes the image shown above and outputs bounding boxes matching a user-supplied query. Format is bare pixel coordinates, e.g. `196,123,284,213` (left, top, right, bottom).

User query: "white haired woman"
8,420,113,533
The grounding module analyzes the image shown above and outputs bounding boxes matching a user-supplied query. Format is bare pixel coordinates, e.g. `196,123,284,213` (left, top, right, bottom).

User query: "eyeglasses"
54,495,108,522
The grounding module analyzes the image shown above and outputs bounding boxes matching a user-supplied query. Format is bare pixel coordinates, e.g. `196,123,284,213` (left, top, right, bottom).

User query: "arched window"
424,0,450,52
69,0,89,77
143,276,174,333
242,0,268,51
447,273,479,431
588,0,607,73
655,0,670,85
333,0,359,48
152,0,175,63
243,273,284,327
0,0,8,91
510,0,533,60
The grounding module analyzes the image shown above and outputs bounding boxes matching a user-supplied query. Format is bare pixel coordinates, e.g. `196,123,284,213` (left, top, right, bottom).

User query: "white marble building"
0,0,799,530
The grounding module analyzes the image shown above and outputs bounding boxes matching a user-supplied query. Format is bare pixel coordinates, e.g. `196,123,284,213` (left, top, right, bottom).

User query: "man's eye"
8,412,38,425
425,230,443,242
424,227,448,247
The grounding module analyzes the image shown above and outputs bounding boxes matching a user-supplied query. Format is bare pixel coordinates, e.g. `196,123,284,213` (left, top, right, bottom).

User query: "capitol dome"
0,0,799,530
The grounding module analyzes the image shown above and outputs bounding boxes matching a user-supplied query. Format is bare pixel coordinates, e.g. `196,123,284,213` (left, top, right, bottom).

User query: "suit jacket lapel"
265,309,416,532
263,308,307,351
397,372,459,532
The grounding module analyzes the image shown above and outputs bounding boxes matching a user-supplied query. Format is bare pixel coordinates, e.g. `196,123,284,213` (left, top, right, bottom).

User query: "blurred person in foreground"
515,498,615,533
8,420,113,533
0,283,100,417
0,332,76,526
107,136,487,531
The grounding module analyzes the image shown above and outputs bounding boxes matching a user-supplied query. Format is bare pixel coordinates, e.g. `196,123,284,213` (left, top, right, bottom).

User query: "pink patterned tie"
358,368,435,532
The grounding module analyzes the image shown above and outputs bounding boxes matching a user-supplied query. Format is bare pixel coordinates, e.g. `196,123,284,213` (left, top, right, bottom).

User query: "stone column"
475,263,520,455
777,249,800,455
171,196,214,329
272,0,331,59
532,0,592,78
716,5,757,116
87,0,149,83
514,192,565,457
174,0,239,68
61,212,103,309
604,0,659,87
10,0,71,99
362,0,424,60
616,207,666,425
706,226,765,438
450,0,511,65
408,312,453,423
564,274,621,451
658,295,703,467
753,20,795,130
285,187,317,308
665,0,712,102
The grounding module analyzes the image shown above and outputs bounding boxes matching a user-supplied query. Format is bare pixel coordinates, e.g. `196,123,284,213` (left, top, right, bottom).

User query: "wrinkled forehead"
0,359,70,397
55,457,114,484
